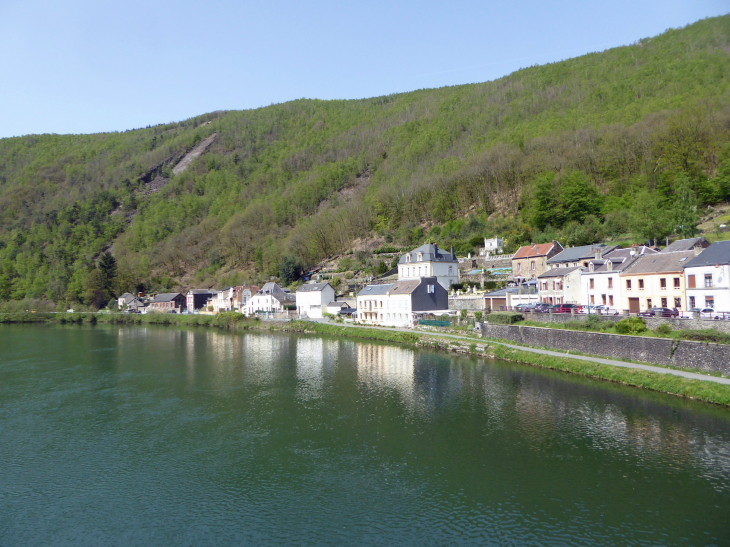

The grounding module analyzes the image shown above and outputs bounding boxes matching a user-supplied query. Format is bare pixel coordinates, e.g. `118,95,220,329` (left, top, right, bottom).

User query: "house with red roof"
512,241,563,282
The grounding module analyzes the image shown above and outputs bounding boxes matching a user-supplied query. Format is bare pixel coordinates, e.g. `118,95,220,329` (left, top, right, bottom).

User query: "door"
628,298,640,314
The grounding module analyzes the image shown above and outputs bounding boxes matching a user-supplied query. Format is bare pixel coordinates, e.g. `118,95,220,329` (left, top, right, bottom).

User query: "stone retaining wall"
520,311,730,334
480,323,730,376
449,297,486,310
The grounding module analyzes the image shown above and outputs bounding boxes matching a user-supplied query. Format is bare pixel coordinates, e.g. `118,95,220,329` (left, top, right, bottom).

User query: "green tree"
629,190,672,241
560,172,600,225
83,269,106,309
671,174,699,238
98,252,117,297
279,255,302,285
531,173,559,230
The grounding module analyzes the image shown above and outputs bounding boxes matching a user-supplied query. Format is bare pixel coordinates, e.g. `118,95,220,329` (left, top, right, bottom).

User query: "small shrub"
655,323,673,336
460,309,468,320
474,311,483,322
488,312,524,325
615,317,647,335
344,272,354,280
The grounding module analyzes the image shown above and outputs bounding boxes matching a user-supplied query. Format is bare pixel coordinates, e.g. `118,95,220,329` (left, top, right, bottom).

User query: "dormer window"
589,263,594,272
406,255,411,263
417,253,423,262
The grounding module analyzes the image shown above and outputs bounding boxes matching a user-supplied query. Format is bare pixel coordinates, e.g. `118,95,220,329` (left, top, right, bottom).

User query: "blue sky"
0,0,727,138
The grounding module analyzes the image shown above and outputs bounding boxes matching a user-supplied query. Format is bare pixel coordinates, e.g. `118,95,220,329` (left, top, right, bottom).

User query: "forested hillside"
1,15,730,308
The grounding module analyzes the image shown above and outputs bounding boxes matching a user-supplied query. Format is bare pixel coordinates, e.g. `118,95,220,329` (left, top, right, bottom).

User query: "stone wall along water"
480,323,730,376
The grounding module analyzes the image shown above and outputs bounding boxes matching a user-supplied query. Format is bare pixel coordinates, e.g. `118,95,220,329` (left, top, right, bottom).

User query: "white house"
210,286,237,313
580,246,657,309
683,241,730,311
242,282,295,315
296,282,335,319
357,277,448,327
481,237,504,255
398,243,458,290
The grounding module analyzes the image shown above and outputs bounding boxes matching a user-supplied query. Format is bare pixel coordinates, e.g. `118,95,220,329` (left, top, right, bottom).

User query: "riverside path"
316,320,730,386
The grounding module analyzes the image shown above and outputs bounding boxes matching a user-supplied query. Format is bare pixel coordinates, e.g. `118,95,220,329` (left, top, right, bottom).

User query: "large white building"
398,243,458,290
242,282,295,315
683,241,730,311
296,282,336,319
357,277,449,327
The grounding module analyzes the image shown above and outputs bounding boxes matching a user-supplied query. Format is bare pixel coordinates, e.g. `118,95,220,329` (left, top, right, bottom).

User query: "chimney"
450,246,455,260
594,247,602,260
694,245,702,257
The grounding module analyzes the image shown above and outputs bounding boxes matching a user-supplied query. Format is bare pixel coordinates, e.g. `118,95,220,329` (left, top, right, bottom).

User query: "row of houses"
505,237,730,312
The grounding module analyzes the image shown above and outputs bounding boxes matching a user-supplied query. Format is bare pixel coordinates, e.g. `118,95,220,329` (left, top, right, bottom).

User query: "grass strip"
491,344,730,407
284,321,423,345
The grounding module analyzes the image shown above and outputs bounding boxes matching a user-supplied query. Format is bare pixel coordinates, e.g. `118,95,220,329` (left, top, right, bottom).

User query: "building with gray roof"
547,244,619,268
661,237,709,253
398,243,458,289
683,241,730,311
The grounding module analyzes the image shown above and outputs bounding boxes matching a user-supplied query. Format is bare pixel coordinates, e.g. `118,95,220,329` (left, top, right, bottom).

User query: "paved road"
324,320,730,386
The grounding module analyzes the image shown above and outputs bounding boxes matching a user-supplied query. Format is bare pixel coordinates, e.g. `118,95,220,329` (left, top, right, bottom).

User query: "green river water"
1,324,729,545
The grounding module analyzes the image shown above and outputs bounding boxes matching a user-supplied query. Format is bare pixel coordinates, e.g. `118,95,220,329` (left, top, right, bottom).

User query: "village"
115,236,730,325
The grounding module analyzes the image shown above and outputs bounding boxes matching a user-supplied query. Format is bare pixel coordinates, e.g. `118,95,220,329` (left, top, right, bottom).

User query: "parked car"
637,307,678,318
514,303,539,312
553,303,580,314
682,307,720,319
595,305,620,316
578,305,597,314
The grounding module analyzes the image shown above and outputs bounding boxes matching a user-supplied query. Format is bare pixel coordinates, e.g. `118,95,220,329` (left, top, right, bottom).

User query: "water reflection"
2,324,730,545
357,343,416,405
295,337,339,400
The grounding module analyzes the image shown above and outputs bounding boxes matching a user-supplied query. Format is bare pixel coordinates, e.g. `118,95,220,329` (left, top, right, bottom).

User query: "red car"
553,304,580,314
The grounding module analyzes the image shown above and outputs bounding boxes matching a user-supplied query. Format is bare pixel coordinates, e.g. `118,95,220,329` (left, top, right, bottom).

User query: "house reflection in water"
295,337,340,399
357,343,417,406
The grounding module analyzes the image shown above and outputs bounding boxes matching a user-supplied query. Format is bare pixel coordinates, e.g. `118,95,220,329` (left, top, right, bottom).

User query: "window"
647,298,652,308
706,296,715,308
609,295,614,306
673,277,680,289
417,252,423,262
674,297,681,308
688,274,695,289
661,297,667,308
406,255,411,263
589,278,594,289
638,279,644,290
590,295,595,304
626,279,632,290
689,296,695,308
705,274,713,288
660,278,666,290
602,294,607,305
448,266,453,275
427,284,435,294
608,278,613,289
531,261,536,271
517,263,522,272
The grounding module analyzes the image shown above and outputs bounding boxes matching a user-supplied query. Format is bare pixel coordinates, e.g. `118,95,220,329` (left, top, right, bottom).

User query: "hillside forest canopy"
1,15,730,309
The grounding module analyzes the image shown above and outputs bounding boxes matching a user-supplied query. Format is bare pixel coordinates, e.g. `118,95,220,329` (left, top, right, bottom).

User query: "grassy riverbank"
4,312,730,407
491,344,730,407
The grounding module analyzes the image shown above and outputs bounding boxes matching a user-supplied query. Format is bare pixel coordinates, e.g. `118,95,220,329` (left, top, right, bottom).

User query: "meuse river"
1,324,729,545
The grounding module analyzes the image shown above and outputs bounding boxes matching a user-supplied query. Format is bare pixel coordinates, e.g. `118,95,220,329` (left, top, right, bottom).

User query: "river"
1,324,729,545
